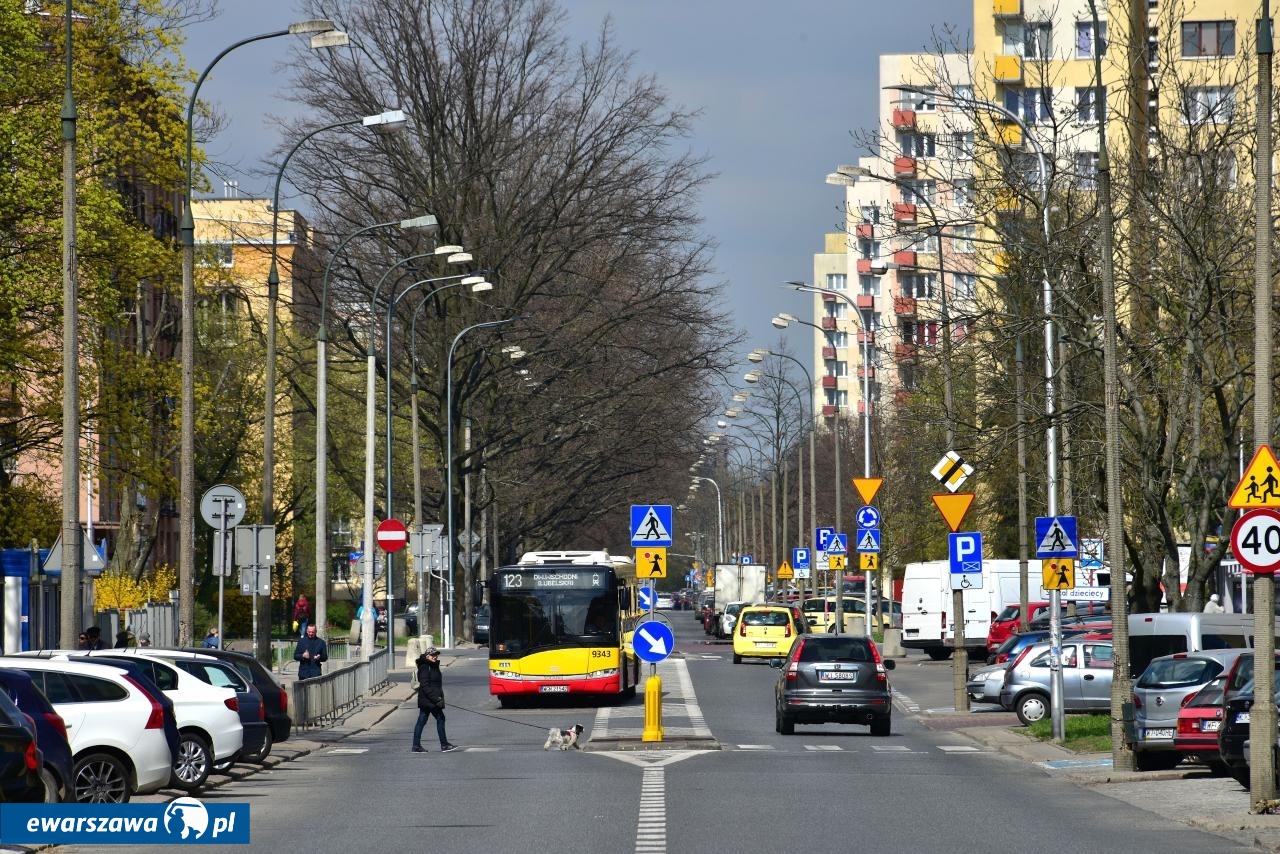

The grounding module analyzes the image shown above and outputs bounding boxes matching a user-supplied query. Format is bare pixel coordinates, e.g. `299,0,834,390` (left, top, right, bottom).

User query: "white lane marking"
634,767,666,854
737,744,774,750
938,745,983,753
805,744,843,751
870,745,913,752
328,748,368,755
595,706,612,739
670,658,713,738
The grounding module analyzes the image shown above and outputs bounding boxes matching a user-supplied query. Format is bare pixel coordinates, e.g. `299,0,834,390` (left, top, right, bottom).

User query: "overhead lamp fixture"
724,408,740,418
435,244,464,255
716,420,728,428
469,280,493,293
289,19,339,33
446,252,473,264
309,30,350,49
363,109,408,134
743,371,761,384
400,215,438,232
460,275,485,286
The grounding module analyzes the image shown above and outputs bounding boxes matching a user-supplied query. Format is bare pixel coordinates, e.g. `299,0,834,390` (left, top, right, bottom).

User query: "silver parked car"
999,639,1115,726
1130,648,1247,772
967,661,1009,705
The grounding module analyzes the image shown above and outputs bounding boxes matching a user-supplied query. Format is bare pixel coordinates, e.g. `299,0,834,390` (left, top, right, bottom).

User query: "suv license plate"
1236,711,1251,724
539,685,570,694
821,671,856,681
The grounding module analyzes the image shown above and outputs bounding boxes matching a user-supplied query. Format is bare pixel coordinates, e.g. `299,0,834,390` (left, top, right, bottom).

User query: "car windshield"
1137,657,1225,689
742,610,789,627
798,639,872,662
725,603,744,617
995,605,1020,622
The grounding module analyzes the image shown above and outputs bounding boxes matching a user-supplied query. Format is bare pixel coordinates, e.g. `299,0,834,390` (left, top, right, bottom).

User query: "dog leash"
437,702,561,731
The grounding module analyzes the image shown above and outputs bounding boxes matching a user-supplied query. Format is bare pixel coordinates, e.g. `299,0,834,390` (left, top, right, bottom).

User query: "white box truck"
901,560,1053,660
712,564,767,605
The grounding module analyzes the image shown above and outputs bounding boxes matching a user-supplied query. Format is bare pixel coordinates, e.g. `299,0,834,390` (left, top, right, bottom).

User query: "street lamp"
179,19,345,647
445,317,523,648
888,81,1059,733
690,475,724,567
314,214,437,639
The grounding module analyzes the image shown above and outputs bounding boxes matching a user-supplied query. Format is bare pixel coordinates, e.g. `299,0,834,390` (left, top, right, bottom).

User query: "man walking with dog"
413,647,458,753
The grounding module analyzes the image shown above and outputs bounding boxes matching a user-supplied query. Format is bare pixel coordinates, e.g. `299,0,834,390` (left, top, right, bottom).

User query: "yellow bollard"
641,672,664,742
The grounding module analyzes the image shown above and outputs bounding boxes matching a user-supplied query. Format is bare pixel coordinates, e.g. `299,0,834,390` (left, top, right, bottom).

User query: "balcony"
892,249,917,267
821,404,837,418
993,0,1021,16
895,342,918,361
891,108,916,130
892,202,916,223
994,188,1023,213
857,365,876,381
856,294,875,310
893,155,917,178
821,346,837,360
856,257,886,275
894,388,915,405
858,330,875,345
994,55,1023,83
856,222,874,239
993,251,1012,276
821,375,838,389
857,400,874,416
821,316,838,331
995,121,1023,148
894,296,917,316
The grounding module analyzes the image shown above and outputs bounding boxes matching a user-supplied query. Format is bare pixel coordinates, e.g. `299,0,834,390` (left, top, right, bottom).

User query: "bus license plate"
540,685,569,694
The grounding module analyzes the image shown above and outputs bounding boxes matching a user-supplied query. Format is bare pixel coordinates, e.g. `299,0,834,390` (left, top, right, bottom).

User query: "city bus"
487,550,641,705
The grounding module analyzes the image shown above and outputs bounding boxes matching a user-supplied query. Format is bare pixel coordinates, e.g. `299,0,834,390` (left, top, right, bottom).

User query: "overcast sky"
184,0,967,363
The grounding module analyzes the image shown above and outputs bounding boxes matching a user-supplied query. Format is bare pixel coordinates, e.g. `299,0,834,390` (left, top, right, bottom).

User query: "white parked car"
71,650,243,791
718,601,748,639
0,657,173,802
655,593,676,610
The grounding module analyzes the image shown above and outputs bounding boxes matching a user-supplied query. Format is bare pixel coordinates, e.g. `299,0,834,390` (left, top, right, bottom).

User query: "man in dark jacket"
294,624,328,680
413,647,457,753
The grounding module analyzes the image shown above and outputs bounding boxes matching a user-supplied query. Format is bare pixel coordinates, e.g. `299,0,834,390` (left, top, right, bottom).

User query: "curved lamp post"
444,317,522,648
179,19,344,647
313,214,437,638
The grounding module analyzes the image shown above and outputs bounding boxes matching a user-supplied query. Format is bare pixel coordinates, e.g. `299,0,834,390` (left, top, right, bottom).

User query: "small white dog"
543,724,584,750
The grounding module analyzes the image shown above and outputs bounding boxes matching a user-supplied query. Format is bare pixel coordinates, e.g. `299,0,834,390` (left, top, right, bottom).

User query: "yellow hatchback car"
732,605,806,664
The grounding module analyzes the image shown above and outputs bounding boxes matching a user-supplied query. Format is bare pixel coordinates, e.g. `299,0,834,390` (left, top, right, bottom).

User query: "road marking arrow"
637,626,669,656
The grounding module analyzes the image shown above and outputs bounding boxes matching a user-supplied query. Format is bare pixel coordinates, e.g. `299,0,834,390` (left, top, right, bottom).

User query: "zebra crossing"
727,742,990,754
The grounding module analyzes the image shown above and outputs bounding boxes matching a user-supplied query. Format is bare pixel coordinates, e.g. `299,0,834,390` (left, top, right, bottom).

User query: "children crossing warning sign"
1229,445,1280,509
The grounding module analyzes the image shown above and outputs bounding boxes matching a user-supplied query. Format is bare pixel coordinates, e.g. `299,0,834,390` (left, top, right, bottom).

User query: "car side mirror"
883,659,896,670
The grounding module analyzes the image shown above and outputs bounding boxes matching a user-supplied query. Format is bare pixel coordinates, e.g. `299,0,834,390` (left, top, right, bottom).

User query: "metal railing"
289,647,391,730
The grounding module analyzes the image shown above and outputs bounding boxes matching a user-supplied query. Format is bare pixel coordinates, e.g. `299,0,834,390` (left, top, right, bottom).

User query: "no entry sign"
375,518,409,553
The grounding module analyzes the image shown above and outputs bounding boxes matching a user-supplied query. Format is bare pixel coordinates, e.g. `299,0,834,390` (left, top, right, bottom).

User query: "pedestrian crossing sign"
1035,516,1078,558
1229,445,1280,509
631,505,673,547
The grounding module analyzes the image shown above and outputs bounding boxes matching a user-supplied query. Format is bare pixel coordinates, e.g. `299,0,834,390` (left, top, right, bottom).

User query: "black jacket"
294,635,328,679
416,657,444,709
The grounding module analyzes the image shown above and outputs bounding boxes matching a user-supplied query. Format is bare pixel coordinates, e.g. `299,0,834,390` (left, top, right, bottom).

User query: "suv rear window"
1137,657,1225,689
797,638,872,662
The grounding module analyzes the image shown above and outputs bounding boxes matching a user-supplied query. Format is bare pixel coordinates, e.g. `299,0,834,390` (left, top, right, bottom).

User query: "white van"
1127,612,1264,678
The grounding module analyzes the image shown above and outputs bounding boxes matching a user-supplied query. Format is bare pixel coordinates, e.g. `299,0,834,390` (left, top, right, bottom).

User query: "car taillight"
258,699,265,721
224,697,239,713
868,640,884,665
740,620,747,637
1132,694,1143,710
875,663,889,684
24,740,38,772
1177,717,1196,735
1181,693,1197,708
786,661,799,681
43,711,68,741
124,676,165,730
279,692,288,714
940,611,947,629
1010,645,1035,670
784,622,792,638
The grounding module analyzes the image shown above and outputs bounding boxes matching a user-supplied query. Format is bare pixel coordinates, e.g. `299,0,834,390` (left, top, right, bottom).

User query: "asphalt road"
44,627,1268,854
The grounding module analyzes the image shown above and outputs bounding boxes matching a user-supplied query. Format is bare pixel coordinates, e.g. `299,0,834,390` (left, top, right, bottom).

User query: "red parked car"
987,602,1051,653
1173,675,1228,771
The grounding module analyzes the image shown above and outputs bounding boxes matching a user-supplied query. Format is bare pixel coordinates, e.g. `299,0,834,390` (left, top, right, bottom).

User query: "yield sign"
1229,445,1280,509
851,477,884,505
932,493,975,533
375,518,409,553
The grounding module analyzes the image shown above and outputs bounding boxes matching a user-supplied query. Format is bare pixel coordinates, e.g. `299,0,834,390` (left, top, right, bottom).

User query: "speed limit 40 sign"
1231,508,1280,574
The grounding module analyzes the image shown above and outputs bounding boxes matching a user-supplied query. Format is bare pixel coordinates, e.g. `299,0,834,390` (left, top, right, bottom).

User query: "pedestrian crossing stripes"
327,748,369,755
731,744,988,754
634,767,666,854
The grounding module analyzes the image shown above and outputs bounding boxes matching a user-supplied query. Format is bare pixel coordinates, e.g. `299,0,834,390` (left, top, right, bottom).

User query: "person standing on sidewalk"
412,647,457,753
294,624,328,680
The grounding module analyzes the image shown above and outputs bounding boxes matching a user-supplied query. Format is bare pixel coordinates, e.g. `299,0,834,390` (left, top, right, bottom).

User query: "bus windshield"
491,568,620,656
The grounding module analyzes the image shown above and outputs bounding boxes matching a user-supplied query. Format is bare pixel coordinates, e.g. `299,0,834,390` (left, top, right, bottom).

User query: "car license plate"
1236,711,1251,724
1144,728,1174,739
1202,720,1221,732
754,641,775,648
820,671,856,681
539,685,569,694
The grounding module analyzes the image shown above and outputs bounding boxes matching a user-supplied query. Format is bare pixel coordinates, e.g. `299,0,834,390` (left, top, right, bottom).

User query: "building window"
1185,151,1238,189
824,389,849,408
1003,87,1054,125
1076,20,1107,59
199,242,234,267
953,273,976,300
951,84,973,104
1075,152,1100,188
1025,22,1052,59
950,132,975,160
902,180,936,205
952,180,974,208
826,361,848,378
1181,21,1235,57
952,225,975,254
858,238,881,259
859,204,880,224
826,273,848,291
829,331,849,348
825,301,848,319
901,273,936,299
900,132,936,158
1184,86,1236,123
858,275,880,296
1075,86,1106,122
909,231,939,253
904,88,936,112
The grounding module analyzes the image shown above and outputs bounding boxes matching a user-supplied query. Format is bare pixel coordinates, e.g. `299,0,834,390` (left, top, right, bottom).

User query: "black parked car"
0,667,74,801
181,647,292,749
772,634,895,736
474,605,490,645
0,685,44,802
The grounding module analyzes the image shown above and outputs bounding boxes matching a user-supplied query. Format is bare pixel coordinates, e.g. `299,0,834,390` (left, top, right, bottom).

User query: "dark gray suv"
772,635,895,736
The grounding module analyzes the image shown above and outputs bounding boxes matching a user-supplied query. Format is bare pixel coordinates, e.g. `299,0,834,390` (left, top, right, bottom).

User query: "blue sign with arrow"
856,506,881,529
633,620,674,663
637,586,656,611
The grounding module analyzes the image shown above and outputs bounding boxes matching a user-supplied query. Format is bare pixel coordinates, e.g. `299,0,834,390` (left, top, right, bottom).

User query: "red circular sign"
1230,508,1280,575
375,518,409,553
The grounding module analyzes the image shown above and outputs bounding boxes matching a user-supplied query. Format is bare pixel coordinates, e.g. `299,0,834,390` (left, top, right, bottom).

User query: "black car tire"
1133,749,1181,772
172,732,212,791
777,709,795,735
74,752,130,803
250,729,274,764
212,755,235,775
40,767,61,803
1015,691,1050,726
926,647,952,661
733,653,742,664
870,715,891,737
1231,763,1251,788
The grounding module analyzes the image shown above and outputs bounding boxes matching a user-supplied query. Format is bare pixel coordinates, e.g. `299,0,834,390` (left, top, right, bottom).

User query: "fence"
288,647,391,730
99,603,180,648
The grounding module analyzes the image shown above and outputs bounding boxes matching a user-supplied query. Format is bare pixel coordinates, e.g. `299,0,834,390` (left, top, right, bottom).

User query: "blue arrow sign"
633,620,674,663
856,506,881,529
637,586,656,611
1035,516,1078,558
792,547,811,570
631,505,674,547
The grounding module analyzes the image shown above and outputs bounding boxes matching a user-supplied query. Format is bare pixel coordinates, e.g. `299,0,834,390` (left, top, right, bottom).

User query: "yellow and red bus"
487,551,641,706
